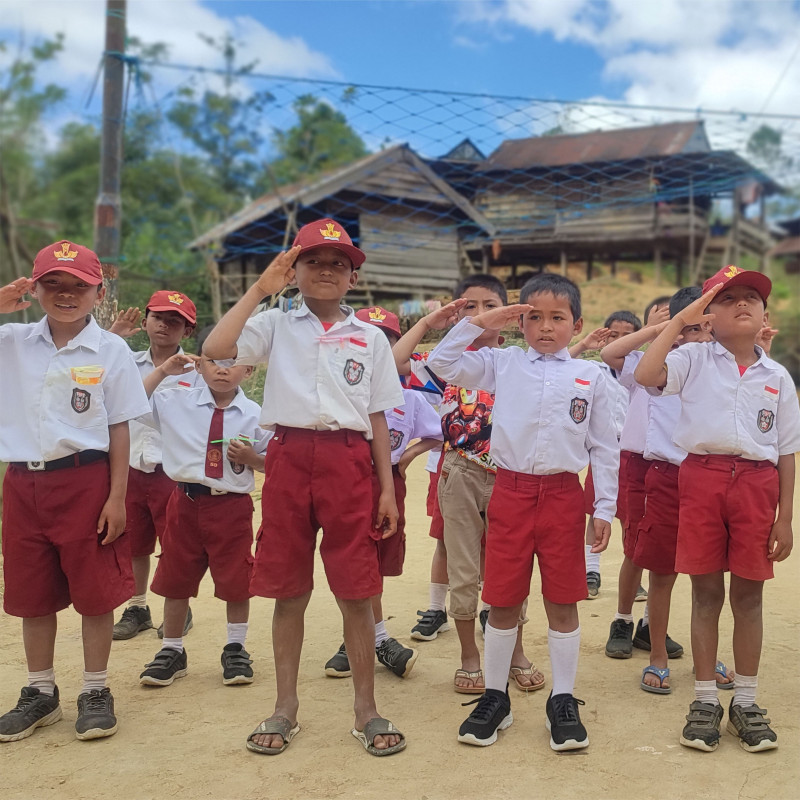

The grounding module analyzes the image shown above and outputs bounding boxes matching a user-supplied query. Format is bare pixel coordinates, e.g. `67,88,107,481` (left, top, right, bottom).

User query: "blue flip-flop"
716,661,735,690
641,665,671,694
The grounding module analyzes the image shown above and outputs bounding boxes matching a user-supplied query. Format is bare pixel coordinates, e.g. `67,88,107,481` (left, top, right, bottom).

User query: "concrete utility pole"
94,0,126,328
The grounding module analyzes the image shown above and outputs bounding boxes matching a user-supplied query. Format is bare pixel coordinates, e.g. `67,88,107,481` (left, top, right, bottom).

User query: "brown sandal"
454,669,485,694
509,665,546,692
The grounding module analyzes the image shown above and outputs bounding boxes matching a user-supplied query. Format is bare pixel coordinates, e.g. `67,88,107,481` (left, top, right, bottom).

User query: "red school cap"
292,218,366,269
702,265,771,304
355,306,401,338
32,240,103,285
146,290,197,325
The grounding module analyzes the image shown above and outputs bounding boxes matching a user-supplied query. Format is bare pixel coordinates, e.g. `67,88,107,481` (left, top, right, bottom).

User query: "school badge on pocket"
569,397,588,424
71,388,91,413
757,409,774,433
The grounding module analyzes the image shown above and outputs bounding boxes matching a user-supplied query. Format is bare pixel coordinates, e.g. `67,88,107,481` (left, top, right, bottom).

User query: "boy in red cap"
108,291,200,640
0,241,150,742
203,219,407,756
322,306,442,681
636,266,800,753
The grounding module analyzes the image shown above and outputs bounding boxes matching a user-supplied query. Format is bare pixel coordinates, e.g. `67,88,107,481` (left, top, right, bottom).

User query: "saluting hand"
645,304,670,327
256,245,302,297
470,303,533,334
109,306,142,337
423,298,468,331
160,353,200,376
0,278,34,314
673,283,722,327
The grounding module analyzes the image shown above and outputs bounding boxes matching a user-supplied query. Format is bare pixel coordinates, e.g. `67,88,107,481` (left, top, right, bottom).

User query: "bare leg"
690,572,725,682
162,598,191,640
226,600,249,625
82,612,113,672
617,556,643,615
543,599,579,633
454,617,482,690
251,592,311,750
729,575,764,677
339,596,400,751
371,595,383,627
131,555,151,598
642,572,678,689
430,539,447,584
22,614,58,672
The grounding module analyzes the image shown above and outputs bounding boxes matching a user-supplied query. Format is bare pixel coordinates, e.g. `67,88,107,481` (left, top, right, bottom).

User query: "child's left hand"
375,491,399,539
589,518,611,553
97,499,126,545
580,327,610,351
396,451,415,480
767,519,793,561
756,323,778,355
109,307,142,337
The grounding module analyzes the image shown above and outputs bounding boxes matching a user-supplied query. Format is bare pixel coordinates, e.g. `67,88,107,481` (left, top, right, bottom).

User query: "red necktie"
205,407,225,478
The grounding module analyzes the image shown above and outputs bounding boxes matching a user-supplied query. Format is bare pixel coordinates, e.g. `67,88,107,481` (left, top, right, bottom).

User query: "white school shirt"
0,316,150,462
428,318,620,523
597,361,628,440
643,393,685,466
657,340,800,464
618,350,648,455
129,348,204,472
235,305,403,439
385,387,444,465
148,384,271,494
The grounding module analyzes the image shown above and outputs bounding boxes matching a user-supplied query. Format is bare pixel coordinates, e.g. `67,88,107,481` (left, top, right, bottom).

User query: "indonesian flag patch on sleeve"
574,377,591,389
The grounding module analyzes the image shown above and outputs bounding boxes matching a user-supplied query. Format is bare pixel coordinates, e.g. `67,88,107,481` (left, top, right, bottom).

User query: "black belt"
178,482,244,499
12,450,108,472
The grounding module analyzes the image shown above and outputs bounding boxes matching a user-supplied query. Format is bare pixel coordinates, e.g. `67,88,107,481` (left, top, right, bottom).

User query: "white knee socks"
548,627,581,697
484,623,517,692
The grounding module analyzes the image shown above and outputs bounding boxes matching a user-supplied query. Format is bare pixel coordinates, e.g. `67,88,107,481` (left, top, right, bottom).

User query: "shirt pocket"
329,340,372,399
53,366,108,430
560,384,592,436
749,389,779,445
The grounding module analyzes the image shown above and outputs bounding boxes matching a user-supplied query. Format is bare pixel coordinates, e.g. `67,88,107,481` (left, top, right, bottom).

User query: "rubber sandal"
351,717,406,756
716,661,735,690
640,665,671,694
454,669,485,694
246,716,300,755
509,665,546,692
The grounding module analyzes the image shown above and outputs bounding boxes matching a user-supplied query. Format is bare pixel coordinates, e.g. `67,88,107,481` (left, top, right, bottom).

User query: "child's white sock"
641,604,650,627
227,622,248,647
162,637,184,654
732,673,757,707
374,620,389,647
614,612,634,624
128,593,147,608
695,679,719,705
28,668,56,697
82,670,107,693
548,627,581,696
585,545,601,573
484,623,517,692
429,582,448,612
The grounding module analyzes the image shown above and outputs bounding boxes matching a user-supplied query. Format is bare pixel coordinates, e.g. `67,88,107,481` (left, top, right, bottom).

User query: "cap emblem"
320,222,342,241
55,243,78,261
168,293,184,305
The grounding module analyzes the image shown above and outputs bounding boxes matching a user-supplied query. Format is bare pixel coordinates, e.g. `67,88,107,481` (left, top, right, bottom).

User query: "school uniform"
146,384,270,602
376,388,443,576
126,349,203,557
429,319,619,607
234,305,403,601
657,341,800,580
0,317,150,617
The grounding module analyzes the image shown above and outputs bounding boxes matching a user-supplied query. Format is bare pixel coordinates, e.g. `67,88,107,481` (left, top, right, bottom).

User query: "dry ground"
1,458,798,800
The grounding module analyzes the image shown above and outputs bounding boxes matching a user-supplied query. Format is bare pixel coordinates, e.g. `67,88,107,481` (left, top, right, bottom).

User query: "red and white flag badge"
349,337,367,348
574,378,591,389
764,385,779,396
392,407,406,417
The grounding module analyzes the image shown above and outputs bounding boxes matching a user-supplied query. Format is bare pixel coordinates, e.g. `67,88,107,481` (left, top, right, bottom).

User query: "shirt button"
546,382,551,385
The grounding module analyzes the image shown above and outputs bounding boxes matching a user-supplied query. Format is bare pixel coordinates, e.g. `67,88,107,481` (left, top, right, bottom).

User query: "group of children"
0,218,797,760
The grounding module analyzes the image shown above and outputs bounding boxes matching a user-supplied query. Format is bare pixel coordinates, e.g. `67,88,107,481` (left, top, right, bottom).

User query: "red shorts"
1,459,134,617
632,461,680,575
250,427,382,600
125,466,176,557
428,452,445,540
676,454,778,580
584,453,628,520
373,466,407,577
151,487,254,602
483,469,586,606
622,452,650,560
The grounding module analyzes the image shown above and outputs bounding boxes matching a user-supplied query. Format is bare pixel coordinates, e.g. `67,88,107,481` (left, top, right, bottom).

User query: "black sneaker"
0,686,62,742
324,643,351,678
605,618,634,659
113,605,153,640
726,700,778,752
458,688,513,746
221,643,254,686
479,608,489,638
546,692,588,751
75,687,118,740
376,637,418,678
680,700,723,751
586,572,601,599
632,619,684,658
139,647,188,686
410,609,450,641
157,606,193,639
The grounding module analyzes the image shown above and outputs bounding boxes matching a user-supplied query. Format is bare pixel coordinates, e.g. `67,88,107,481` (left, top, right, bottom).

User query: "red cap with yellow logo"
702,265,771,304
355,306,401,339
146,290,197,325
32,240,103,285
292,218,366,269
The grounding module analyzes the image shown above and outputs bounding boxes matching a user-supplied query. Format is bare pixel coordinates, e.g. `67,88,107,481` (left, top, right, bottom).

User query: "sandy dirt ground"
1,457,798,800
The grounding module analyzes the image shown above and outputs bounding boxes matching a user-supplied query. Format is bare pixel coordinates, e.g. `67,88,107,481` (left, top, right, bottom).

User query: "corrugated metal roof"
480,121,710,171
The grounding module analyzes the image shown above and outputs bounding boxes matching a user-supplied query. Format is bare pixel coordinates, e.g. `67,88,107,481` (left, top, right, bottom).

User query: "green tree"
747,124,793,173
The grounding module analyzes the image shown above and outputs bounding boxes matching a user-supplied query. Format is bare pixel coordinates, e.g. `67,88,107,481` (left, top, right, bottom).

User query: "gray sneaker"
140,648,189,687
0,686,62,742
75,688,118,740
586,572,601,599
605,619,634,659
324,643,351,678
376,637,418,678
157,606,193,639
113,605,153,640
221,643,254,685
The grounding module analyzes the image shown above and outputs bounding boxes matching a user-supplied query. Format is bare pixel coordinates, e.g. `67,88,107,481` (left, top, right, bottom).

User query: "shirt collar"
195,383,247,411
526,346,571,362
711,340,776,370
25,315,102,352
293,303,357,332
135,346,184,366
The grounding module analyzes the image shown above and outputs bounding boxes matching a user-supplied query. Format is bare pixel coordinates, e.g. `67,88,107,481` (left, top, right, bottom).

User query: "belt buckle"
26,461,46,471
210,487,228,496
